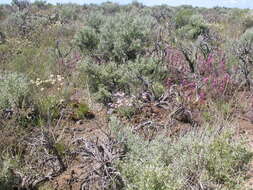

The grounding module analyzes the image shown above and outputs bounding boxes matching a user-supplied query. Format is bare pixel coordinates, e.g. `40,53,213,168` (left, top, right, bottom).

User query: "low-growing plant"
79,57,167,104
0,155,21,190
0,72,30,110
116,106,136,120
69,101,93,120
36,94,62,121
109,117,252,190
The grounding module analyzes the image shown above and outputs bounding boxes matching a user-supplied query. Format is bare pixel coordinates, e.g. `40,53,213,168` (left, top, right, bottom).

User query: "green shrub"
151,82,165,99
174,9,194,29
79,59,127,103
69,101,91,120
85,11,104,32
117,106,136,120
242,14,253,32
33,0,48,9
60,4,79,22
0,155,21,190
0,72,30,110
240,28,253,44
75,26,99,54
109,117,252,190
75,12,156,63
79,57,167,104
8,46,56,79
177,14,209,40
100,2,120,15
36,94,62,121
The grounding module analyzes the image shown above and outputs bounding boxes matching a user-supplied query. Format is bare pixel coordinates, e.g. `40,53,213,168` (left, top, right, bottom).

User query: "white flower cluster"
108,91,135,109
30,74,64,92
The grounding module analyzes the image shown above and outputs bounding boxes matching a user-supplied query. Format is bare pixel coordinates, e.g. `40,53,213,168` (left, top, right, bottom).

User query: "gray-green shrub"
75,12,156,63
109,117,252,190
0,72,30,109
78,57,167,103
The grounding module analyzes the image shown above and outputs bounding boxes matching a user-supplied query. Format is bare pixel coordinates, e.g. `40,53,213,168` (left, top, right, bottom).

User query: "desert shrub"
11,0,30,10
151,5,174,23
99,13,156,62
75,12,156,63
3,10,49,37
0,7,5,20
75,26,99,54
36,95,62,121
85,11,104,32
0,155,21,190
33,0,48,9
79,57,167,104
174,8,194,29
109,117,252,190
116,106,136,120
69,101,92,120
79,59,128,103
242,14,253,32
177,14,209,40
233,28,253,89
100,2,120,15
152,82,166,98
30,75,69,122
7,45,56,79
60,4,79,22
0,72,30,110
240,28,253,43
3,11,28,36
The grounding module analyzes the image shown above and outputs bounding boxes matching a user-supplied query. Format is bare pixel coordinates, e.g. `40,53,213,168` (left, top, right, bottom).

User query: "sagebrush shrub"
109,117,252,190
177,14,209,40
0,155,20,190
0,72,30,109
79,57,167,104
75,12,156,63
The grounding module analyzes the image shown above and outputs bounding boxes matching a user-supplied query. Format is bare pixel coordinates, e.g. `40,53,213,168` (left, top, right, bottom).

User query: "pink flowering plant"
166,47,235,106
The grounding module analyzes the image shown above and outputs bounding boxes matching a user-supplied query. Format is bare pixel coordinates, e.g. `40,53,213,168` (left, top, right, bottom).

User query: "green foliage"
117,106,136,120
75,26,99,54
85,11,104,32
177,14,209,40
206,132,250,186
0,155,20,190
100,2,120,15
0,72,30,110
36,94,62,120
151,82,165,99
8,45,56,79
75,12,156,63
240,28,253,45
60,4,79,22
70,101,90,120
109,117,252,190
54,141,66,157
242,14,253,31
174,8,194,29
79,57,167,104
33,0,48,9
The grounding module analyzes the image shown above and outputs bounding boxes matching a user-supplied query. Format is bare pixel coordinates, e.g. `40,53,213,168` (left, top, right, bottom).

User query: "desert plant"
174,8,194,29
79,57,167,104
11,0,30,10
109,117,252,190
234,28,253,90
0,155,21,190
0,72,30,110
75,12,156,63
